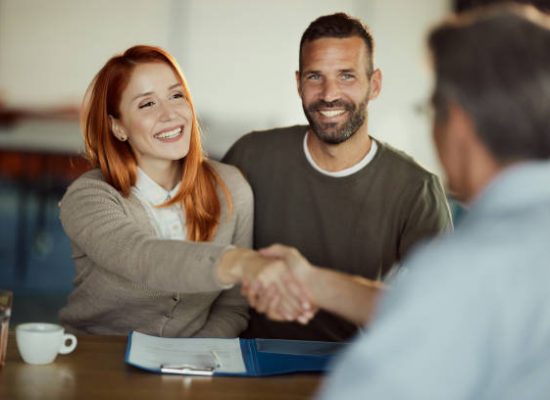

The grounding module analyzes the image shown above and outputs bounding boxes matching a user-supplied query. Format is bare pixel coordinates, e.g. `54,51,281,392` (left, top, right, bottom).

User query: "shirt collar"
134,168,181,206
303,131,378,177
466,160,550,219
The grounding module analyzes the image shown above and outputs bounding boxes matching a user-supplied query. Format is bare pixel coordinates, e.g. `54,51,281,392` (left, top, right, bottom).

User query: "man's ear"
445,100,502,201
450,101,496,165
109,115,128,142
295,70,302,97
368,69,382,100
447,102,475,143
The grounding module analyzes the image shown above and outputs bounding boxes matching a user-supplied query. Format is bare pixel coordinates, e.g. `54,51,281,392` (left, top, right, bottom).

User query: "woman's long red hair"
82,45,231,241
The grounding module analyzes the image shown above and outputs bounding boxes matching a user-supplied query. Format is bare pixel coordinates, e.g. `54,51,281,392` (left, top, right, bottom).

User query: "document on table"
126,331,247,374
126,331,346,376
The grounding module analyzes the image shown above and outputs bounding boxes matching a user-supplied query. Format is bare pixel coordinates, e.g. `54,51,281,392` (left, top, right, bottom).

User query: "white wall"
178,0,360,157
0,0,175,106
357,0,450,174
0,0,450,173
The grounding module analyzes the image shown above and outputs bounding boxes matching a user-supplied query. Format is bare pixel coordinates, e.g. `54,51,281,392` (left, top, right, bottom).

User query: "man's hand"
217,248,309,321
242,244,319,325
248,244,386,327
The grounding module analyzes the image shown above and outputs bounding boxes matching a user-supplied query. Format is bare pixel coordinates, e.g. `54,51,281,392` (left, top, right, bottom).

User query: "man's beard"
303,95,369,145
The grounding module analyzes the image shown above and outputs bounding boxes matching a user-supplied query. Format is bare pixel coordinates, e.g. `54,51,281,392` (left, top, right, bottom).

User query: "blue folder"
235,337,346,376
125,331,347,377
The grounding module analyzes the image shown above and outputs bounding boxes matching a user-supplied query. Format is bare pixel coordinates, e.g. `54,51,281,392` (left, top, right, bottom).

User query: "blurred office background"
0,0,451,324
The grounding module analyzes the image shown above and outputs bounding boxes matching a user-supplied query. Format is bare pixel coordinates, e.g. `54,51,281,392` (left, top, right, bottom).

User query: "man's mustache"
308,99,354,112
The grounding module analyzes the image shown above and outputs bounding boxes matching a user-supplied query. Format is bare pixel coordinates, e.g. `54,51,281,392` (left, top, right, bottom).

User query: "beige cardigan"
58,160,253,337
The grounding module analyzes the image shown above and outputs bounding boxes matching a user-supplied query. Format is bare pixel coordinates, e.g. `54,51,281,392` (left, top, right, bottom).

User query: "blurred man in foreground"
316,4,550,398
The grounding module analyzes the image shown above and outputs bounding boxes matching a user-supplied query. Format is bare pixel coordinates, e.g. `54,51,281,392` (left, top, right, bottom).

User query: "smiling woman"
110,63,193,189
56,45,287,337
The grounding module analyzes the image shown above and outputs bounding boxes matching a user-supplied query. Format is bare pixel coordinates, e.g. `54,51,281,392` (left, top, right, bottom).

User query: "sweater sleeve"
192,164,253,337
398,174,453,259
59,174,229,293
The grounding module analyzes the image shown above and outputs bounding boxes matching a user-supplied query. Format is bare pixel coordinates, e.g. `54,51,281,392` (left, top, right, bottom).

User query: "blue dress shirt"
319,161,550,400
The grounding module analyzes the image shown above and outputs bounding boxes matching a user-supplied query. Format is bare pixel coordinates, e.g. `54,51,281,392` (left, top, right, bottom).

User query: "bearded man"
223,12,451,341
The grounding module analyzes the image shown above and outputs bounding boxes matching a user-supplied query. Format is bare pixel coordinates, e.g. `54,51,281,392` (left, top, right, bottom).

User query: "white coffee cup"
16,323,77,365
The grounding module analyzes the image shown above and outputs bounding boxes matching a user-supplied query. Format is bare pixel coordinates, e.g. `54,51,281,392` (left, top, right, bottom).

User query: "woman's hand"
216,248,310,321
236,244,319,325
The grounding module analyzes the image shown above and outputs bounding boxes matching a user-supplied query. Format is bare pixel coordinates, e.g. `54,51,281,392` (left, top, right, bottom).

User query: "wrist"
306,266,333,309
292,264,320,305
216,248,245,285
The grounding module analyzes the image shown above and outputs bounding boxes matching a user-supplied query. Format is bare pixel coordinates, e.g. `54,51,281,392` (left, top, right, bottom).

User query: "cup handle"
59,333,77,355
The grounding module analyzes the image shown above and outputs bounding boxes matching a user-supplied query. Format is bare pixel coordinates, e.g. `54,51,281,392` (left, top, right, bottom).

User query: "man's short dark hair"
299,13,374,75
429,5,550,162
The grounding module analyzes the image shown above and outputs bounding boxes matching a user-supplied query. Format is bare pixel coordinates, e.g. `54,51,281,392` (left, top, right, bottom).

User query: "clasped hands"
218,245,318,325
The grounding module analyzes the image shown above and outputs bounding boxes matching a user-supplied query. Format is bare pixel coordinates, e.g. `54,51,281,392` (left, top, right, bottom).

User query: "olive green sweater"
223,125,452,341
59,160,253,337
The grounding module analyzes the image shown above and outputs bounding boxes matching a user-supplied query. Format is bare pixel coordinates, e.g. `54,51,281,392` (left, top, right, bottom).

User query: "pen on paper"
160,364,215,376
211,351,222,368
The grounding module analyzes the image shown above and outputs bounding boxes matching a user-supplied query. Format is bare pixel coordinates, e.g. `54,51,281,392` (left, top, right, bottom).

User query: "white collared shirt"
303,132,378,177
131,168,187,240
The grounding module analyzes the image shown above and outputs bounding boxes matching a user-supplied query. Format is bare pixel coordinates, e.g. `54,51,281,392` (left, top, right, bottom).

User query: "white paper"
127,331,247,374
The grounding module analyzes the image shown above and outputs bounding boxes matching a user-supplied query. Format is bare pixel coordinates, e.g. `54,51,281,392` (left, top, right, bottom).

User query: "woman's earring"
113,128,127,142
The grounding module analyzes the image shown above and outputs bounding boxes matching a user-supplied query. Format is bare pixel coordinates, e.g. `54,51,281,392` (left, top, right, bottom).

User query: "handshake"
218,244,320,325
217,244,384,327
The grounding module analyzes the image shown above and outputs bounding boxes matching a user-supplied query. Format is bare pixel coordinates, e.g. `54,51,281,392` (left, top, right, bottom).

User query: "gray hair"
429,4,550,162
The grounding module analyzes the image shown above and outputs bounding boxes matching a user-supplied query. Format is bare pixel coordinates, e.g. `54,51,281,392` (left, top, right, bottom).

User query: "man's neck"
454,133,505,205
306,126,372,172
464,154,504,205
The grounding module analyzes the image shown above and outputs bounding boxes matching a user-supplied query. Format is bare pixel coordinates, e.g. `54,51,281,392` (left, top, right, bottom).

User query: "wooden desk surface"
0,334,323,400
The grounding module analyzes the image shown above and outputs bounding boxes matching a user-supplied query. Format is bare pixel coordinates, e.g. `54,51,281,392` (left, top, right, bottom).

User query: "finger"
246,291,257,309
267,313,286,322
258,243,288,259
265,294,286,321
270,279,303,318
275,270,312,313
243,282,254,307
246,280,264,308
240,279,250,296
282,273,312,312
274,287,306,321
275,298,301,321
266,296,287,322
255,284,278,313
297,311,315,325
255,263,304,319
247,279,263,301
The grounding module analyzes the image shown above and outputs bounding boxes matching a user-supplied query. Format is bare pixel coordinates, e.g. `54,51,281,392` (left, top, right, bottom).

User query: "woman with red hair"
58,45,283,337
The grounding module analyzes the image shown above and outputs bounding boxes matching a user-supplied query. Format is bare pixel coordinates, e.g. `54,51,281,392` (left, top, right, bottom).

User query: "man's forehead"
301,36,369,71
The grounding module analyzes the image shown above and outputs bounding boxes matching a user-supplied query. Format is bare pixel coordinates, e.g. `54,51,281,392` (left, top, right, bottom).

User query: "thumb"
258,243,288,259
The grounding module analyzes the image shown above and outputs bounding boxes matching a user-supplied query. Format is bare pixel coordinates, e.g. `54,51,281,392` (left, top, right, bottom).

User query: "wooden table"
0,334,323,400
